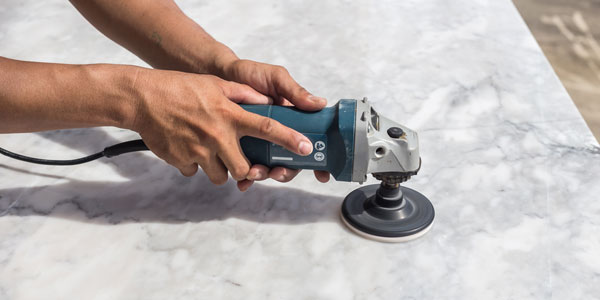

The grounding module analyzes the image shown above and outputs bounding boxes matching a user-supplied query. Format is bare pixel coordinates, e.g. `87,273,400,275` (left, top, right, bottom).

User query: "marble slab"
1,0,599,299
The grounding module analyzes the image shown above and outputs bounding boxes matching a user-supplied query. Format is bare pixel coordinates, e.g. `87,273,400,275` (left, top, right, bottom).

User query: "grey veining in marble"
1,0,600,299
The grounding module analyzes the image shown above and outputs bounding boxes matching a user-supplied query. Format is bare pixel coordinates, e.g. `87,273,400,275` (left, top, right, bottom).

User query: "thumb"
222,81,273,105
272,67,327,111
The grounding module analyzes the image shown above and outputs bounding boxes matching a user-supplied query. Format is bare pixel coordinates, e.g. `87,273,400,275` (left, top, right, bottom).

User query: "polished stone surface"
1,0,600,299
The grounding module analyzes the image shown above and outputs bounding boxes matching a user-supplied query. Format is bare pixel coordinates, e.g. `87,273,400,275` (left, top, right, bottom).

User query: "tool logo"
314,152,325,161
315,141,326,151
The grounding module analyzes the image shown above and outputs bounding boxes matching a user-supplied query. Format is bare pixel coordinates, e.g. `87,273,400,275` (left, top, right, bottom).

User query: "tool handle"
109,107,337,170
239,105,334,171
239,100,356,181
96,101,356,181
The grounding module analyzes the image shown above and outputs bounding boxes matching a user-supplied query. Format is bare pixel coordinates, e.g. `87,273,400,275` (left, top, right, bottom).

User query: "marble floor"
514,0,600,140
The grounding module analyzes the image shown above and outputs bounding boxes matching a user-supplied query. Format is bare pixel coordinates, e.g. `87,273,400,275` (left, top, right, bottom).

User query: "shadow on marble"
0,129,342,226
0,163,68,180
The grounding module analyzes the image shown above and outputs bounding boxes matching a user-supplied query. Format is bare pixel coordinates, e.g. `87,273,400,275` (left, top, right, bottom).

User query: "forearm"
69,0,238,77
0,56,139,133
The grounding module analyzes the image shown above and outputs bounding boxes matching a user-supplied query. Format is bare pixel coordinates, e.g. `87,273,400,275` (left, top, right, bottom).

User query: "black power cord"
0,139,149,166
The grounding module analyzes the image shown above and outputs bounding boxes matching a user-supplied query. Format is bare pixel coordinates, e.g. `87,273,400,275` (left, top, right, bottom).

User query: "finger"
269,167,301,182
272,67,327,111
218,141,251,181
222,80,272,105
314,170,330,183
237,179,254,192
246,164,270,181
236,111,313,156
198,156,229,185
179,163,199,177
274,97,293,107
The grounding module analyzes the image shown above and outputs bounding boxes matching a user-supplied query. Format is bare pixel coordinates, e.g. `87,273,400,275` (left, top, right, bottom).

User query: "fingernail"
298,141,313,155
247,169,263,180
278,175,286,181
308,95,327,106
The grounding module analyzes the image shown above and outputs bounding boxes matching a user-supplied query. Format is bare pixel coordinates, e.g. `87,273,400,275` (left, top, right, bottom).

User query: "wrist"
203,42,239,79
119,66,149,132
84,64,145,131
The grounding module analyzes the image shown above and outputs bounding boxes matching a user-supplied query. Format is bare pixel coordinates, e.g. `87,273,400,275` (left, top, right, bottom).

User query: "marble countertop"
1,0,600,299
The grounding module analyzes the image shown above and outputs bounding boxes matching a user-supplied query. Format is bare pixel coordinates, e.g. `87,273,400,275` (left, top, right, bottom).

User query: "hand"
131,69,314,186
68,0,329,190
223,59,331,190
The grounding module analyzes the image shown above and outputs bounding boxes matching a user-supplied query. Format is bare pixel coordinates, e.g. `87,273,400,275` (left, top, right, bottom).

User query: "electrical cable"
0,139,148,166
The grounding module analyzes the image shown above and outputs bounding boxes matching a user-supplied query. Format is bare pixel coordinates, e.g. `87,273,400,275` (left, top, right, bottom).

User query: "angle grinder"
0,98,434,242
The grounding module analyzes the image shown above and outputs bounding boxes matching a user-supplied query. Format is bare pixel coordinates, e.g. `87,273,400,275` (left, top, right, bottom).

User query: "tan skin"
0,0,330,191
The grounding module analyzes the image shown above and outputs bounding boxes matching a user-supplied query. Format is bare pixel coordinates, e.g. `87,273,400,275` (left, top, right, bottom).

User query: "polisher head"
340,182,434,243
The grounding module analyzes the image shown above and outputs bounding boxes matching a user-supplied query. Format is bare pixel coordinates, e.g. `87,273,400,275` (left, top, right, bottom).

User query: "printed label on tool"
314,152,325,161
315,141,326,151
271,156,293,161
269,133,327,167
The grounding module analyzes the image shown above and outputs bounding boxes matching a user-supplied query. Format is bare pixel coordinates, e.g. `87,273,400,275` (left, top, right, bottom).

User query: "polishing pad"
340,184,434,242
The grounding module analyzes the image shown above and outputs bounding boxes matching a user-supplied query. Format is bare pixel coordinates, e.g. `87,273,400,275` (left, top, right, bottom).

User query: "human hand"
131,69,315,186
69,0,330,190
223,59,331,190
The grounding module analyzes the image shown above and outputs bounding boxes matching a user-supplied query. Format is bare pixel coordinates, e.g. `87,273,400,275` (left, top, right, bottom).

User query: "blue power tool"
0,98,434,242
240,98,434,242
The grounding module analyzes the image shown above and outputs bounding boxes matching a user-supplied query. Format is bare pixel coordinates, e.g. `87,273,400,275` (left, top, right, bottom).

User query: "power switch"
387,127,404,138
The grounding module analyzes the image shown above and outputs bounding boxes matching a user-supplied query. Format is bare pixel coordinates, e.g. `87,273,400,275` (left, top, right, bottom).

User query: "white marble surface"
1,0,600,299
